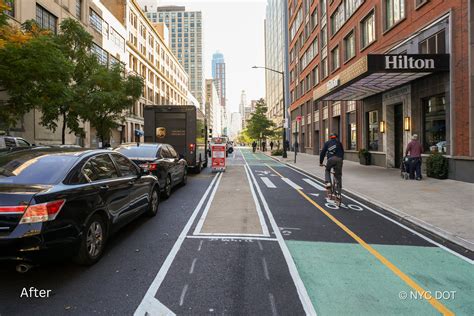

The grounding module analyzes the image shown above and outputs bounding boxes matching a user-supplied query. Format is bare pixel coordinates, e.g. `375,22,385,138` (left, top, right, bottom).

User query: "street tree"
245,98,275,141
38,18,101,144
0,17,72,130
83,63,143,146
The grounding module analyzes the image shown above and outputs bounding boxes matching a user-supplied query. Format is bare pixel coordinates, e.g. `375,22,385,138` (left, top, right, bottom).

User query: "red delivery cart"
211,137,226,172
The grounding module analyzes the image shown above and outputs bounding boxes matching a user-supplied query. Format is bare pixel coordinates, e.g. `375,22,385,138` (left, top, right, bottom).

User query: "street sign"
211,143,226,172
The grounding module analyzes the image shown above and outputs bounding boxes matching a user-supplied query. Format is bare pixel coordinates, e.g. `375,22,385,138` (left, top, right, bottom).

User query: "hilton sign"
369,54,449,72
385,55,434,70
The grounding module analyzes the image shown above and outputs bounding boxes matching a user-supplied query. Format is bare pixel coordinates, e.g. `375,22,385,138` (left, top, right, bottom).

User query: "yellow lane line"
265,163,454,316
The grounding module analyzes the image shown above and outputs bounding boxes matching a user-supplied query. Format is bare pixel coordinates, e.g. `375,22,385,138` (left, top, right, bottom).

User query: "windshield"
0,153,78,185
115,146,159,158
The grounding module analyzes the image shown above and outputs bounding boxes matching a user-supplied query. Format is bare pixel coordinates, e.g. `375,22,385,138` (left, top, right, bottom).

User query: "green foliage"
358,148,370,158
83,64,143,144
426,152,448,179
271,148,283,156
245,98,275,140
236,129,252,144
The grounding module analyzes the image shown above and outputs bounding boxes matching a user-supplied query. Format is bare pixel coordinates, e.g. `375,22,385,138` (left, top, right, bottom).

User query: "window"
385,0,405,29
322,58,328,78
361,11,376,48
320,0,327,17
331,46,340,71
36,5,57,34
330,5,345,35
312,65,319,86
321,25,327,48
367,110,379,151
344,31,355,61
415,0,429,8
112,154,138,177
423,94,446,153
346,111,356,150
76,0,82,20
17,139,30,147
82,155,119,182
311,7,318,29
92,43,107,65
344,0,363,19
419,30,446,54
90,9,103,33
167,145,178,158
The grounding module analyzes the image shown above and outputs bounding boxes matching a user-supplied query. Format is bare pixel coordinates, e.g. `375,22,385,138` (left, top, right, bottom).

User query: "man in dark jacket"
319,133,344,189
405,134,423,180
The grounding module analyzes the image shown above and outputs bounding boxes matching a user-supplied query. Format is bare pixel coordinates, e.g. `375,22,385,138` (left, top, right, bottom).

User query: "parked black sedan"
114,143,187,199
0,148,159,270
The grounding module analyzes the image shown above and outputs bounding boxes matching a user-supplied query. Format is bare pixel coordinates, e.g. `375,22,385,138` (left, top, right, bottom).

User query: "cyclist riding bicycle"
319,133,344,190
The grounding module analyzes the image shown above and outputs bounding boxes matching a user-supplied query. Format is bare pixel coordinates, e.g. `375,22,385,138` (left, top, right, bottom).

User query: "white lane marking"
258,240,264,251
261,177,277,188
303,178,325,191
244,164,317,316
196,232,268,237
310,193,320,197
179,284,188,306
186,235,278,241
244,165,271,237
279,227,302,231
282,177,303,190
262,257,270,280
189,258,197,274
282,163,474,265
197,240,203,251
192,173,224,235
134,173,221,316
269,293,278,316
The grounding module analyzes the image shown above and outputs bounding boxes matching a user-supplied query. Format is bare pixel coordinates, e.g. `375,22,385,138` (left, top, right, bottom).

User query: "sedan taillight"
139,163,158,171
19,199,66,224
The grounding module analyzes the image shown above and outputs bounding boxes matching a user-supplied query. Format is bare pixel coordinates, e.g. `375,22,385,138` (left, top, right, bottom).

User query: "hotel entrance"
394,103,404,167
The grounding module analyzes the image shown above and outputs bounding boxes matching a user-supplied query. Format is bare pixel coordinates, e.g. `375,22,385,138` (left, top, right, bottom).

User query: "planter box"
359,155,371,165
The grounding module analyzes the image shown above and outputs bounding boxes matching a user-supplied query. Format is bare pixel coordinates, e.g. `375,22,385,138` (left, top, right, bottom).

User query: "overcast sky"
141,0,267,113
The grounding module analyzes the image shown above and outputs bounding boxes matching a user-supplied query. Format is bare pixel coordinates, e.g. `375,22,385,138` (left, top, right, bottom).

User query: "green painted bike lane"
242,149,474,315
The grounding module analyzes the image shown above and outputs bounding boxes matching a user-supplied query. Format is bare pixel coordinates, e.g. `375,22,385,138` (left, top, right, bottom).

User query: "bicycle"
322,164,342,207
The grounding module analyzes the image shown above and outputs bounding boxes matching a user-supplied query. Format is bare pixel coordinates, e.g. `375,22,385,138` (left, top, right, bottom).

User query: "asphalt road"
0,148,473,315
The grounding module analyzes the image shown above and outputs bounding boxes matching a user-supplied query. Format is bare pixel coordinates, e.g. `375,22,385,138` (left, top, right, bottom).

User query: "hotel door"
394,104,403,167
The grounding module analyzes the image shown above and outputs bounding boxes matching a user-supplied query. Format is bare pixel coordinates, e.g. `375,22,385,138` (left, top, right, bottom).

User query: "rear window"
0,154,77,185
115,146,158,158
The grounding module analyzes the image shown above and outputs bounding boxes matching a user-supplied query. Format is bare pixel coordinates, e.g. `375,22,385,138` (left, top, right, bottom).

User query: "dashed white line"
261,177,277,188
258,240,264,251
179,284,188,306
197,240,203,251
189,258,197,274
262,257,270,280
303,178,325,191
269,293,278,316
281,178,303,190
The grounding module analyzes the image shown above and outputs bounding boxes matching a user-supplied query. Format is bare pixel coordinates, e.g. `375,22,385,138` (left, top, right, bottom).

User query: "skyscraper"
142,5,204,111
212,52,226,108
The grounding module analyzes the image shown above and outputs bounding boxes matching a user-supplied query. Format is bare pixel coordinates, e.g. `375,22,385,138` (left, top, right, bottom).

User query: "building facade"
211,51,227,136
205,79,222,136
2,0,129,147
142,5,204,112
103,0,189,143
287,0,473,182
264,0,290,129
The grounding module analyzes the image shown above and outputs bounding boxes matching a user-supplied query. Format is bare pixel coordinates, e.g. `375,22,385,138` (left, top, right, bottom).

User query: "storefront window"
367,111,379,151
347,111,356,150
423,94,446,153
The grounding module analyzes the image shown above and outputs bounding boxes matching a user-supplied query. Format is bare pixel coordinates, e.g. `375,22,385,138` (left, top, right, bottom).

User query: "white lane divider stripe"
282,178,303,190
261,177,276,188
303,178,325,191
134,173,221,316
193,173,224,235
244,165,271,237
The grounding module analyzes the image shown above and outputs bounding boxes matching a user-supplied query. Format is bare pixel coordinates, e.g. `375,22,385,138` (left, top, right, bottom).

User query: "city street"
1,148,473,315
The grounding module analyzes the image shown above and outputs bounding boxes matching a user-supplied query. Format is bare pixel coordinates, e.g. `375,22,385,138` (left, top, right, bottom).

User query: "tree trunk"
61,112,66,145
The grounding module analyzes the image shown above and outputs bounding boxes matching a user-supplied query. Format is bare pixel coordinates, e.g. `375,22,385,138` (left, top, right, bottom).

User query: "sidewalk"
263,150,474,252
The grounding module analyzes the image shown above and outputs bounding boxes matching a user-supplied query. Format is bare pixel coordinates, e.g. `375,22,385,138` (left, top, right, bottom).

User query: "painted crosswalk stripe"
303,178,325,191
282,178,303,190
261,177,276,188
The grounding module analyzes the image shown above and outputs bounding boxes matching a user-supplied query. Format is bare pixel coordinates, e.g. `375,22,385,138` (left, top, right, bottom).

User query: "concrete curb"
264,152,474,253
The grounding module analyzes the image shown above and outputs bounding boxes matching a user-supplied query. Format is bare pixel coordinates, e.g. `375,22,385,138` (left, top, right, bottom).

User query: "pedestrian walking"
405,134,423,180
262,141,266,152
270,141,274,151
284,140,290,152
277,140,280,150
252,141,257,153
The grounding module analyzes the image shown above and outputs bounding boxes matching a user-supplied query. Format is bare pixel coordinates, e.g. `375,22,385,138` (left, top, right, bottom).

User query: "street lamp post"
252,66,288,158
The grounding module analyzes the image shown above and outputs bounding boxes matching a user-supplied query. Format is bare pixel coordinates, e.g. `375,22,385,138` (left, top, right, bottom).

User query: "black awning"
313,54,450,101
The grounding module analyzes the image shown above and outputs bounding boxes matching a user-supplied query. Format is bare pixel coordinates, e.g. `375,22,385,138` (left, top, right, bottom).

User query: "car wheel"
163,175,172,199
145,187,159,217
74,214,107,266
181,168,187,186
195,160,202,174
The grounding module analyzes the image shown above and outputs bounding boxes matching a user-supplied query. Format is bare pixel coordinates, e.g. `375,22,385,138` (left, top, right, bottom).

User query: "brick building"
287,0,473,182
